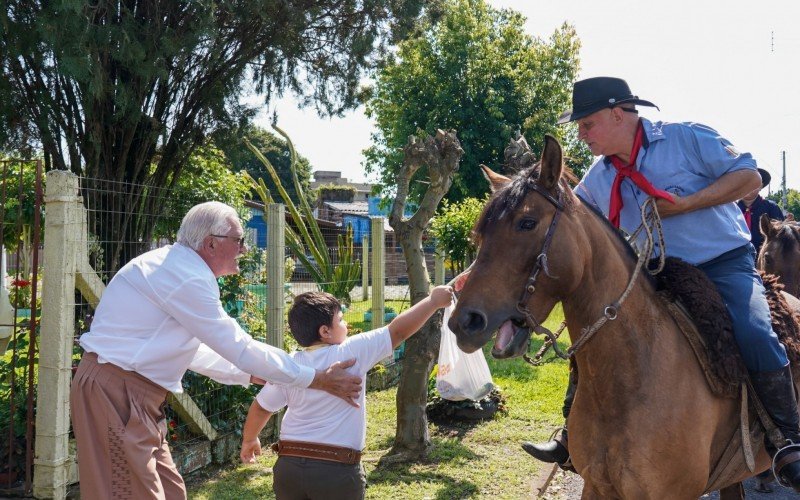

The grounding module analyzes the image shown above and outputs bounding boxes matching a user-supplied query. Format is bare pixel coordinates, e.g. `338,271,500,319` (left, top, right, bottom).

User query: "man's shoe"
774,443,800,492
521,429,569,464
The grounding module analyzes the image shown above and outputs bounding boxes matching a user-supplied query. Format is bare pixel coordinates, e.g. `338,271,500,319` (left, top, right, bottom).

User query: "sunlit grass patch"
189,305,570,499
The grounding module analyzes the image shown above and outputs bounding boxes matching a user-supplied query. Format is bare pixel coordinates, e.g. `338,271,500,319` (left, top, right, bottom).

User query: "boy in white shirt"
240,285,453,499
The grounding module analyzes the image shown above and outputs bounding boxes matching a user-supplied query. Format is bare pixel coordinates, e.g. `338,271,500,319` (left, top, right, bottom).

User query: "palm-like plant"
245,126,361,304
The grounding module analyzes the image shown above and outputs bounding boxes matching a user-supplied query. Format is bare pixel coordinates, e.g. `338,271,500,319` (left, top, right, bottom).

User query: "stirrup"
558,456,575,473
547,427,575,473
772,442,800,488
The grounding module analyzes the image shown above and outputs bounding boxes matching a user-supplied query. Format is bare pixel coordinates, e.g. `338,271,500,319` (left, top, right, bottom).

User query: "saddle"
651,257,800,492
652,257,745,398
652,257,800,398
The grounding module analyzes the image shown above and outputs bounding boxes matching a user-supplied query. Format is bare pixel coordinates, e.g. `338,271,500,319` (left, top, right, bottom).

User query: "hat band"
574,94,638,109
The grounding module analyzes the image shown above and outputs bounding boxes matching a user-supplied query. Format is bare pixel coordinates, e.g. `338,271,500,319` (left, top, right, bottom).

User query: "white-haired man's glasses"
211,234,246,247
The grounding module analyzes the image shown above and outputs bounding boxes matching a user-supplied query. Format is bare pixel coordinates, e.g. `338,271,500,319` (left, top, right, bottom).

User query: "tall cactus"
245,126,361,304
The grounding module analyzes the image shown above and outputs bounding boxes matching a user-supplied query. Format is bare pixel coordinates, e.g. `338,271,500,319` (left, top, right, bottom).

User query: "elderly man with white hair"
71,201,362,499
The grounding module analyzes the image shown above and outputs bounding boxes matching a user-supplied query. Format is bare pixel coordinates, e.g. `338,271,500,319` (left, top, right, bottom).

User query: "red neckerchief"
608,121,675,228
742,196,762,230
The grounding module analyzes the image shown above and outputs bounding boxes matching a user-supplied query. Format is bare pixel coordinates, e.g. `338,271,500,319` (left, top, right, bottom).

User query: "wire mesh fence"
4,169,445,494
71,176,439,455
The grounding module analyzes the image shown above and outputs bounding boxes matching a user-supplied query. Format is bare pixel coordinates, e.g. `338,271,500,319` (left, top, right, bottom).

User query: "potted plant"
363,306,398,323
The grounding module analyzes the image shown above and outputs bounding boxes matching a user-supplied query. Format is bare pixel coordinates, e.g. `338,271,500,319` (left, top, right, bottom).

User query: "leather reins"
515,184,663,360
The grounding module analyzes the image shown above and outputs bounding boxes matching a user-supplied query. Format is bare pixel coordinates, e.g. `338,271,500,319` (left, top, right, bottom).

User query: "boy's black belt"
272,439,362,464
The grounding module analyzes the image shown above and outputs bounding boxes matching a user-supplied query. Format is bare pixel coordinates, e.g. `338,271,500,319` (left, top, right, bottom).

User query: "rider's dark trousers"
697,244,788,372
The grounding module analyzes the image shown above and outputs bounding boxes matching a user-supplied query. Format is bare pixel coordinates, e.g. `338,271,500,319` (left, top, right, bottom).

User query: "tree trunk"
386,130,462,460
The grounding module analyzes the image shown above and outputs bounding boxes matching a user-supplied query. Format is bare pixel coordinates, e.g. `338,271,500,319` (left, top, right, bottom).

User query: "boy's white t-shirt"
256,326,392,450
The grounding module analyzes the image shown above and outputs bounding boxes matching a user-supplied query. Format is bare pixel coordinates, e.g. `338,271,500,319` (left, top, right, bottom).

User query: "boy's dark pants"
273,456,366,500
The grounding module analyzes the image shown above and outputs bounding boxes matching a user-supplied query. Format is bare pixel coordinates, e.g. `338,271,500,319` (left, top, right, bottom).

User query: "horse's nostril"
460,309,487,334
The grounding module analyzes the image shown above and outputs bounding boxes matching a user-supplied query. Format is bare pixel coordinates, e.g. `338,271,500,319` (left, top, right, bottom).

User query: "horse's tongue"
495,320,515,351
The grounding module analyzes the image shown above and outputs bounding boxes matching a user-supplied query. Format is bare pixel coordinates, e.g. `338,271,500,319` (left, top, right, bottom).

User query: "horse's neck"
562,217,649,331
561,215,671,379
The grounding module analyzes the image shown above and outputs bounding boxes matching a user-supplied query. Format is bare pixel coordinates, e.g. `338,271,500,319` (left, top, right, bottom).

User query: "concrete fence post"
434,251,445,285
266,204,285,348
34,171,81,499
361,236,369,301
370,218,385,330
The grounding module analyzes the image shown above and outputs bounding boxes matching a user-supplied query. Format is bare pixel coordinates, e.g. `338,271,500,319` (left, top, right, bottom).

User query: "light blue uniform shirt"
575,118,755,265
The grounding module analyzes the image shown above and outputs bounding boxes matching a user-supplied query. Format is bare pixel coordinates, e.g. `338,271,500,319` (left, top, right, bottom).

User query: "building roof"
245,199,339,228
323,201,369,215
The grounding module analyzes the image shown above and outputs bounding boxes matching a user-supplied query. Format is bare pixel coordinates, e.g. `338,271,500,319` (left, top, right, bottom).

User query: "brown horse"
759,214,800,297
448,136,783,499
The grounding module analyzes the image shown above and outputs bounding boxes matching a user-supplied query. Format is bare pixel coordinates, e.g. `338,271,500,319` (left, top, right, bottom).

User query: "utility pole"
782,150,788,210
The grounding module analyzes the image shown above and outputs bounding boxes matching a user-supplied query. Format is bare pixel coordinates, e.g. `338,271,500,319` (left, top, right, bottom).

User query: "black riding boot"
521,369,576,465
751,364,800,492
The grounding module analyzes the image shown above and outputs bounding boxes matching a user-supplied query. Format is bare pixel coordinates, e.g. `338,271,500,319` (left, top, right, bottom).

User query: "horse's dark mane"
472,163,576,244
472,163,640,263
471,164,656,287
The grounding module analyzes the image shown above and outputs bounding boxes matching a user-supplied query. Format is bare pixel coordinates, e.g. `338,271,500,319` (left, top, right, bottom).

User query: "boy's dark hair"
288,291,341,347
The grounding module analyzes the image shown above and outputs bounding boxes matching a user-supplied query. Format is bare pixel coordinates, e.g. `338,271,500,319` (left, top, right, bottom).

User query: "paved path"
539,468,797,499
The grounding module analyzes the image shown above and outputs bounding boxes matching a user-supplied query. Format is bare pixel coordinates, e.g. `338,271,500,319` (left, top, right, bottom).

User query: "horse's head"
759,214,800,297
449,135,583,357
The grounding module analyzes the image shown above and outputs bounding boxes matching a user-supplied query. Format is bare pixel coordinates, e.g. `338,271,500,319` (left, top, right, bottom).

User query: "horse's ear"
539,134,563,190
480,164,511,193
760,213,778,239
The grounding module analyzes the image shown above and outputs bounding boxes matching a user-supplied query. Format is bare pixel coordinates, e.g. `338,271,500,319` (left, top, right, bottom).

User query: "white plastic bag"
436,301,494,401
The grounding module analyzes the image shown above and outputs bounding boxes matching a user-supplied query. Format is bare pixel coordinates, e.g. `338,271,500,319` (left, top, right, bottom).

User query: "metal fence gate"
0,159,44,496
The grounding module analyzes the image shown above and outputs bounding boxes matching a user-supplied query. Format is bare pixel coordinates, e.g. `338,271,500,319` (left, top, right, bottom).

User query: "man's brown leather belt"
271,440,362,465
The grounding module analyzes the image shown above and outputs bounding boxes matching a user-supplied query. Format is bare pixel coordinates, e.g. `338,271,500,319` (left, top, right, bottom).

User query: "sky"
253,0,800,195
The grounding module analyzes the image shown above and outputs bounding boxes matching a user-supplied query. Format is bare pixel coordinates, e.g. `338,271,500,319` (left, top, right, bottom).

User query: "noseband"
514,183,571,360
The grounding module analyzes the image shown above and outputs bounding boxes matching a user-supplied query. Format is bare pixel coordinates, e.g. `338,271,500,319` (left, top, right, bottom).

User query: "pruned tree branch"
504,132,537,173
387,128,462,460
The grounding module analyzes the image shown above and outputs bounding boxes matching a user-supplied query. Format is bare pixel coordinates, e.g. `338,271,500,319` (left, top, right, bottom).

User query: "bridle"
514,182,664,361
512,182,571,360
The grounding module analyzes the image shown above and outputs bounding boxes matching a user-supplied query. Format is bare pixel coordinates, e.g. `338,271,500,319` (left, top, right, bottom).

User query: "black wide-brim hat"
558,77,659,124
758,168,771,188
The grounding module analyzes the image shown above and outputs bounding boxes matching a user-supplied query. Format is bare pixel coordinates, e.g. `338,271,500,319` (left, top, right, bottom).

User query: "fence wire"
4,170,443,490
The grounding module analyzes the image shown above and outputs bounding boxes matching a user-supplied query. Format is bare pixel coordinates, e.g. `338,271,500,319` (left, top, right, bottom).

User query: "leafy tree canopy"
214,125,313,207
0,160,42,251
2,0,431,270
768,189,800,221
153,145,252,242
364,0,588,203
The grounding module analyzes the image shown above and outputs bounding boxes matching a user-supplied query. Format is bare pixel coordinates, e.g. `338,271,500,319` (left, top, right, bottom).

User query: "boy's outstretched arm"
240,400,274,464
388,285,453,348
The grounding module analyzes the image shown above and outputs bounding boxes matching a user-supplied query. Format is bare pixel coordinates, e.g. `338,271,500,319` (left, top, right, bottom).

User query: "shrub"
429,197,486,274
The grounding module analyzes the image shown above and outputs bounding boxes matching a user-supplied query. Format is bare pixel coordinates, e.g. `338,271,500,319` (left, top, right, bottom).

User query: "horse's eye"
517,218,537,231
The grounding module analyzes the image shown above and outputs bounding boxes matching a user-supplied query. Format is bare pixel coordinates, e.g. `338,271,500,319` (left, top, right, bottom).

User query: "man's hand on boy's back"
389,285,453,348
309,358,362,408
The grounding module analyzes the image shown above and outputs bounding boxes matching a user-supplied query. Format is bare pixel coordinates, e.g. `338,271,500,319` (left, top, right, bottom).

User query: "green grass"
344,299,412,333
189,305,570,499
